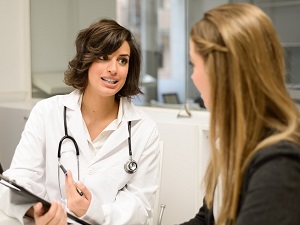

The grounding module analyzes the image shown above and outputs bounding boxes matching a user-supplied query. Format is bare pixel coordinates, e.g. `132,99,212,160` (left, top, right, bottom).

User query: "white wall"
31,0,117,74
0,0,31,101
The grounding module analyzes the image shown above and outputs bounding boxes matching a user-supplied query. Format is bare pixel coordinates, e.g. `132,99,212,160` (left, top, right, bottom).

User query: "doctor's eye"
118,58,129,66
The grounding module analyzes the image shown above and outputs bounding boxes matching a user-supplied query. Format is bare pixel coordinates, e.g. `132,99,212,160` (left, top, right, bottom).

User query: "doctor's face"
86,41,130,97
189,39,210,110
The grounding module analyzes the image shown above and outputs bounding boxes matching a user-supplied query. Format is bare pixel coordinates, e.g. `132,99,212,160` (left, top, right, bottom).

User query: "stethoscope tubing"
57,106,137,177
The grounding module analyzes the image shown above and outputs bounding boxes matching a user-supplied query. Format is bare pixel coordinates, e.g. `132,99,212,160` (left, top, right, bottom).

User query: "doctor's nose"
107,61,117,75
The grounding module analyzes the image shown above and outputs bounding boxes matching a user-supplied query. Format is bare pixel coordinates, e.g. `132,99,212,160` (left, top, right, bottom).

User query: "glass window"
230,0,300,102
117,0,204,110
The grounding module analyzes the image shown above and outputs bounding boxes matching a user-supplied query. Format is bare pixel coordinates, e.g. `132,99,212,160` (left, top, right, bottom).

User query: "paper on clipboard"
0,174,92,225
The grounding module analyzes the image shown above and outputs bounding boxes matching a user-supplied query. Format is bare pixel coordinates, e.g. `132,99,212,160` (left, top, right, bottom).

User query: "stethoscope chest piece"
124,159,138,174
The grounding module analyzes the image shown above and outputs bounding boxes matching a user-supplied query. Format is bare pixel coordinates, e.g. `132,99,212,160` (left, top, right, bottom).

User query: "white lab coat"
0,90,160,225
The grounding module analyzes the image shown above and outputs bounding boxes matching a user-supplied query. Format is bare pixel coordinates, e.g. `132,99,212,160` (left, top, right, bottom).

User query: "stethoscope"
57,106,138,197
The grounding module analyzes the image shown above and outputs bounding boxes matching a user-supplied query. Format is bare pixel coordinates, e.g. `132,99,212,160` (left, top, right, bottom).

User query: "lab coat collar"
62,89,82,111
62,90,142,122
94,99,143,164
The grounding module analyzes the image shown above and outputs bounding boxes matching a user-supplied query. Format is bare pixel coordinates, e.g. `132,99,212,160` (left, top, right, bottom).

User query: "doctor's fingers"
65,170,77,195
33,202,46,217
46,201,67,225
67,196,90,218
75,181,92,200
65,170,91,200
65,172,91,217
34,201,67,225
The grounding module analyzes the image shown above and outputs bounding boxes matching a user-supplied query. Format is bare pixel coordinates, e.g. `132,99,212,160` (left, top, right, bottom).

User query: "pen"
58,162,84,196
58,161,68,175
73,182,84,196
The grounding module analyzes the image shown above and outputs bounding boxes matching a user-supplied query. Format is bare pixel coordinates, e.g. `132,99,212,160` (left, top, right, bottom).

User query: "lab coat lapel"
91,120,129,164
62,91,94,163
67,108,94,163
90,99,141,165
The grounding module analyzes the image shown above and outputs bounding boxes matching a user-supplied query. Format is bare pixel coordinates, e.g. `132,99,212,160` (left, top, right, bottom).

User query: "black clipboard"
0,174,91,225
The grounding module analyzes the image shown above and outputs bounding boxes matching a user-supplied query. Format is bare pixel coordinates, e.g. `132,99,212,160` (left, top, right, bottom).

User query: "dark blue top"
178,140,300,225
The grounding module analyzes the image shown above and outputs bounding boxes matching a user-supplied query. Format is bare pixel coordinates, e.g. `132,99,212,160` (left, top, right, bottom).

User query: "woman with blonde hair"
180,3,300,225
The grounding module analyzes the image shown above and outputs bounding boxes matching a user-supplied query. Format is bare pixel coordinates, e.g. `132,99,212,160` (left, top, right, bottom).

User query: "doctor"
0,18,160,225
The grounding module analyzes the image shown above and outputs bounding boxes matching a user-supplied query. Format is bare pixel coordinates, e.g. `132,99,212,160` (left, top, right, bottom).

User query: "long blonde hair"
190,3,300,225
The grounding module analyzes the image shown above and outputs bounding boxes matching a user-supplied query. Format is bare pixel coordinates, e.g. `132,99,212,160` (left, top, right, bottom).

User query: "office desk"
0,209,22,225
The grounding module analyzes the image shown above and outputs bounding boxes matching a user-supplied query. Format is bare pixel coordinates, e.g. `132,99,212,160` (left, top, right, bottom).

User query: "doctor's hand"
30,201,67,225
65,170,92,217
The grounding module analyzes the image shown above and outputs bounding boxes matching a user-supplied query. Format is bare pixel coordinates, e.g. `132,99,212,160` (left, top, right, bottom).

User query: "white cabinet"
139,106,210,224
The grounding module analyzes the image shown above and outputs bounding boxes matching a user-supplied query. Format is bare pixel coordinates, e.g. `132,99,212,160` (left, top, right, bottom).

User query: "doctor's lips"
58,162,84,196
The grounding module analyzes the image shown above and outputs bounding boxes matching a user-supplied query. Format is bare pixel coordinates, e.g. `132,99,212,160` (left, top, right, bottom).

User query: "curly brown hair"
64,18,143,99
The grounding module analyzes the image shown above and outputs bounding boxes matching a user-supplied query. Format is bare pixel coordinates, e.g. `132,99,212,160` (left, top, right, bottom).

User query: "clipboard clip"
0,174,19,191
